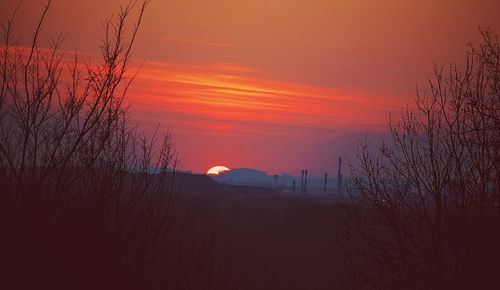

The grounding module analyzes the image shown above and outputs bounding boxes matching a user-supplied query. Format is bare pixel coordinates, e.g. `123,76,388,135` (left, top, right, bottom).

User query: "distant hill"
212,168,271,186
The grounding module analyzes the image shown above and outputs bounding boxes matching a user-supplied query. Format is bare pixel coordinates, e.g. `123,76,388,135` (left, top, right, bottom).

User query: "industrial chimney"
304,169,308,194
300,169,304,193
324,173,328,195
337,158,343,196
273,174,279,188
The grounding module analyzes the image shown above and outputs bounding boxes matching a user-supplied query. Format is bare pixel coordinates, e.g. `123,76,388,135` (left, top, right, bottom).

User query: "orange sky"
1,0,499,175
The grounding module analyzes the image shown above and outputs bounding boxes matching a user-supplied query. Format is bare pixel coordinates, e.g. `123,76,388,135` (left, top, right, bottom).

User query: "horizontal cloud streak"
161,37,237,48
128,60,406,139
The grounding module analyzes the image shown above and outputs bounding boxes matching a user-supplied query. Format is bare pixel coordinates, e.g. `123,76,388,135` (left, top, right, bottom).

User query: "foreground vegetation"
340,29,500,289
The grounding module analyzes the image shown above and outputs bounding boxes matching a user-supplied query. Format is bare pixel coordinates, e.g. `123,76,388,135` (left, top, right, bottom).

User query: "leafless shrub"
340,29,500,289
0,1,195,289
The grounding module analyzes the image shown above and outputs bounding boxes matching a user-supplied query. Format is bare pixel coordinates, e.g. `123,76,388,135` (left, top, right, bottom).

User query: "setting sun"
206,165,230,175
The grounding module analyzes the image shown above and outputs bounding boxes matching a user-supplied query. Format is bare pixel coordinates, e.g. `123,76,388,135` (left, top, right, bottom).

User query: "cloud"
127,59,406,140
160,37,237,48
6,46,403,140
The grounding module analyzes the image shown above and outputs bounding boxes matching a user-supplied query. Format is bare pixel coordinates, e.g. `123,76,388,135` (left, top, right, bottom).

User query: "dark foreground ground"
1,173,348,290
159,173,348,289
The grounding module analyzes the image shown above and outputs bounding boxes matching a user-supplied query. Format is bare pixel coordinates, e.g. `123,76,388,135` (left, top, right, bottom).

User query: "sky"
1,0,499,175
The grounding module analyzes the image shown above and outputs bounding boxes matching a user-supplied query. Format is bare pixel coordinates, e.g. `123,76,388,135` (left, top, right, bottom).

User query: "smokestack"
324,173,328,195
300,169,304,193
304,169,307,194
292,180,296,195
337,158,343,196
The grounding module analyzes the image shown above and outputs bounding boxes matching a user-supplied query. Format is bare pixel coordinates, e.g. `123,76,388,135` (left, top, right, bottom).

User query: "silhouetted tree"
339,29,500,289
0,1,195,289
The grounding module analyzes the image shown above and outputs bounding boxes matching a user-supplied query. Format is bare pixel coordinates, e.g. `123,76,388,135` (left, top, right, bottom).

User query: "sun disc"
207,165,230,175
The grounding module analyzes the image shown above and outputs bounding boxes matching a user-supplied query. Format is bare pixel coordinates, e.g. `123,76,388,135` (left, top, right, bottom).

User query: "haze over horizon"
2,0,499,175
